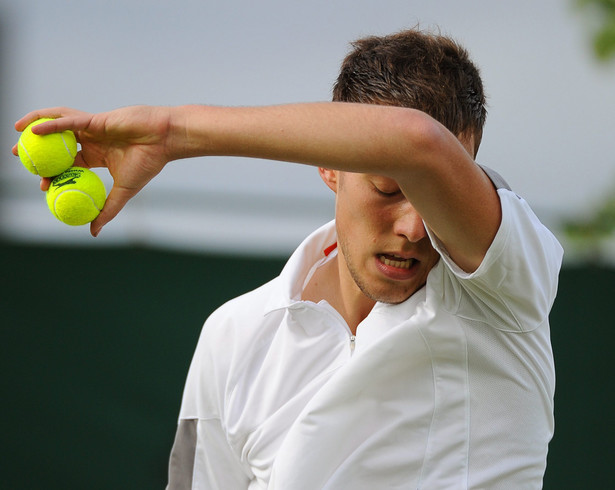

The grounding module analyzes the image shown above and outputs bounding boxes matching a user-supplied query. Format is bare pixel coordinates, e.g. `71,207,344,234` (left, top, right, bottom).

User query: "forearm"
168,102,437,175
13,102,498,259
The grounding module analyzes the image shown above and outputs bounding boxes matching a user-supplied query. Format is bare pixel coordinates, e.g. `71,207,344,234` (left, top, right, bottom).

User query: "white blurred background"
1,0,614,259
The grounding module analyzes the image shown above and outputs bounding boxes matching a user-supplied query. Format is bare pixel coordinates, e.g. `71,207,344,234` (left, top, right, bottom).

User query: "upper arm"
392,114,502,273
181,102,501,273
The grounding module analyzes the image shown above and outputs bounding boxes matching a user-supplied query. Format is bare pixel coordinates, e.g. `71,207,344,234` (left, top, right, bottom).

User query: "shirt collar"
264,220,338,314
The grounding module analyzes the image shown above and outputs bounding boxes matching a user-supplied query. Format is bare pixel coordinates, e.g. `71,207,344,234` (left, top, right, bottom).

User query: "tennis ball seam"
59,132,77,159
18,140,38,173
51,189,104,218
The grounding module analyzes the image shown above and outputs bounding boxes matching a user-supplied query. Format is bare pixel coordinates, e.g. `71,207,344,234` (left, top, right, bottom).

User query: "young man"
14,29,562,489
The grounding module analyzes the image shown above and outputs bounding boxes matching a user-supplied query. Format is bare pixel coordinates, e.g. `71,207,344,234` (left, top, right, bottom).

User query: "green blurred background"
1,242,613,489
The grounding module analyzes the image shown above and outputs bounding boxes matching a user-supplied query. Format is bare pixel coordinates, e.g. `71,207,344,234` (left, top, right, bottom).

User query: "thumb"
90,185,139,237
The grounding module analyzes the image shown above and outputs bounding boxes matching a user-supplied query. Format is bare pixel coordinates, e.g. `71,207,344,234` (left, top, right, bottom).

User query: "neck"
302,255,375,334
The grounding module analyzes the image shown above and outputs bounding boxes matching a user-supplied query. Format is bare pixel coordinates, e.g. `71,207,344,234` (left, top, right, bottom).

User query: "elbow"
390,110,453,174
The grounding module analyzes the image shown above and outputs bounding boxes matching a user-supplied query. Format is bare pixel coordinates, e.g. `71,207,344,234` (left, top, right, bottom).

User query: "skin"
13,103,500,331
302,171,443,332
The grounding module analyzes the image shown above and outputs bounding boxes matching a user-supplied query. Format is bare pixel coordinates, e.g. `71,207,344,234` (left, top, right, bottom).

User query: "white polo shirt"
167,188,563,490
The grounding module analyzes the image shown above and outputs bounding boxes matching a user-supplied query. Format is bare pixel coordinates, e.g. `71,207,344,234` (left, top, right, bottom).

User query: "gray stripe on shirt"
479,164,512,191
166,419,197,490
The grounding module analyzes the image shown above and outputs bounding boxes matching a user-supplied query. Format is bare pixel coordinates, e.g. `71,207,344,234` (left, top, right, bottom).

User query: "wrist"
167,104,215,161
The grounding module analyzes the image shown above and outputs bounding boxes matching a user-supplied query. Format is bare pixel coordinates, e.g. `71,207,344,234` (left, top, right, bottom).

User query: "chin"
362,284,419,305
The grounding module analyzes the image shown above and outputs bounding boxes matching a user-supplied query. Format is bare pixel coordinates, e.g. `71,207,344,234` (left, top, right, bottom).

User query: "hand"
13,106,174,236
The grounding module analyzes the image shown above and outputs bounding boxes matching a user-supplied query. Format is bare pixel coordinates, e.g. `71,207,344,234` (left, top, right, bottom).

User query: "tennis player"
14,28,563,489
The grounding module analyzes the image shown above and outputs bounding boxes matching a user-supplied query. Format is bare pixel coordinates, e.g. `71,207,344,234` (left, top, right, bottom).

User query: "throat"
302,255,375,334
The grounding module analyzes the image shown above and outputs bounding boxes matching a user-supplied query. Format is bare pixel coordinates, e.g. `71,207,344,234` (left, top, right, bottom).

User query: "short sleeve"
426,189,563,332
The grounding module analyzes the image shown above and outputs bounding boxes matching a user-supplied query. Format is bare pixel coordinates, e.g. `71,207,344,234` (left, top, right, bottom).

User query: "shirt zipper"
297,300,356,356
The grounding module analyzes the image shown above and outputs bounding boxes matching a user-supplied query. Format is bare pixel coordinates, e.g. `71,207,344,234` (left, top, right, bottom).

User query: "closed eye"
374,186,402,197
369,176,402,197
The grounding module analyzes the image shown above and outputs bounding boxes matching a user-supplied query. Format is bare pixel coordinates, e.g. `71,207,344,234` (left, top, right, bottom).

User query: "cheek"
426,249,441,270
343,206,383,246
335,181,389,243
343,194,388,225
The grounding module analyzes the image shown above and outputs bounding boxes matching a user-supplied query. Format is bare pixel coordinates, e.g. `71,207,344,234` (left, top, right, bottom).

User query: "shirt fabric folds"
167,185,563,490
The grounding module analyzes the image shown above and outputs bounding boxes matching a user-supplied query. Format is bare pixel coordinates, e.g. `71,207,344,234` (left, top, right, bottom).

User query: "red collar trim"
323,242,338,257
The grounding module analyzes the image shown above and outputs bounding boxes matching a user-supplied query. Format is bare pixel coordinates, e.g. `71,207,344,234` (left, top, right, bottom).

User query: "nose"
393,205,427,243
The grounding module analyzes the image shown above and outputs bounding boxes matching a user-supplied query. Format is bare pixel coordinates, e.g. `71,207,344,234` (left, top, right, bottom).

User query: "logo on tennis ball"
46,167,107,226
52,175,79,188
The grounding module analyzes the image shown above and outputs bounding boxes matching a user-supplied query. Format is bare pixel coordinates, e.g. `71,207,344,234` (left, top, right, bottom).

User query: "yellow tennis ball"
18,118,77,177
46,167,106,226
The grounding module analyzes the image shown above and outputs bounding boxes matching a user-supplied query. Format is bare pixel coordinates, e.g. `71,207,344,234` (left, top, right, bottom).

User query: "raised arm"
176,103,500,271
13,102,500,270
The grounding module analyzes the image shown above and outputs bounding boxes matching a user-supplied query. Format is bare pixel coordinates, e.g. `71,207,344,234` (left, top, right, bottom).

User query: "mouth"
378,254,417,270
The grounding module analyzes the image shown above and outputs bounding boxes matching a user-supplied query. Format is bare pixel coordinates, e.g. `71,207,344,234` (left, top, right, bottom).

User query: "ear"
318,168,339,193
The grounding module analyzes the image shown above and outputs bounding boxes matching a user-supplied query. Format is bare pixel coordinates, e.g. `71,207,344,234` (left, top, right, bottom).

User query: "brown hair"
333,29,487,154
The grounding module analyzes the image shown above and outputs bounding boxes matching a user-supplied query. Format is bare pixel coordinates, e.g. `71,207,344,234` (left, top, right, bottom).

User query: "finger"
40,177,52,191
72,152,100,170
11,143,18,156
14,107,71,131
90,185,139,237
29,115,94,136
14,107,91,134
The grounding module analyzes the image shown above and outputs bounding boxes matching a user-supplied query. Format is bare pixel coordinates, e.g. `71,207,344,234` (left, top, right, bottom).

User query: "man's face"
325,170,441,305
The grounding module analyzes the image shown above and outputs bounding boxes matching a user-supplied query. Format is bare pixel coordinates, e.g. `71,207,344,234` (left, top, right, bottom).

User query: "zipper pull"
350,335,356,354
